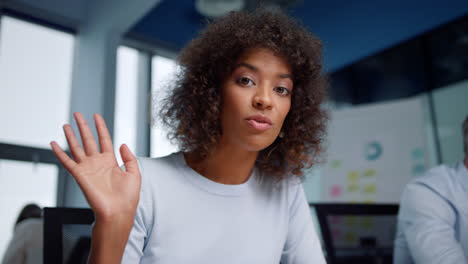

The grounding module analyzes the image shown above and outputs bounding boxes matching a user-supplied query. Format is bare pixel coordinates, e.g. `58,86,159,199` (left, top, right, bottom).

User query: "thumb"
120,144,139,174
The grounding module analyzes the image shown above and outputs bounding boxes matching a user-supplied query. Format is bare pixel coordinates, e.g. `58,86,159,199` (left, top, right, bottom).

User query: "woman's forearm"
88,214,134,264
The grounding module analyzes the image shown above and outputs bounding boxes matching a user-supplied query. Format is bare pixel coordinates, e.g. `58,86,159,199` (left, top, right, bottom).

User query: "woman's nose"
252,86,272,110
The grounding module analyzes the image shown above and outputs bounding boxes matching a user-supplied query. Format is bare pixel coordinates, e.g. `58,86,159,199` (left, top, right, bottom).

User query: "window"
0,16,74,148
114,46,140,165
0,15,74,260
0,159,58,259
150,55,179,158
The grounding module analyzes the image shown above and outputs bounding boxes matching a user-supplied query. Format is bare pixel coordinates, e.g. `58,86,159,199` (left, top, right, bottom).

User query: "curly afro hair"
160,8,328,182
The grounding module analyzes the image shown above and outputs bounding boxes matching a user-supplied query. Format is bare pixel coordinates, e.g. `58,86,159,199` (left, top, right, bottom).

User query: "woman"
2,204,43,264
51,8,328,264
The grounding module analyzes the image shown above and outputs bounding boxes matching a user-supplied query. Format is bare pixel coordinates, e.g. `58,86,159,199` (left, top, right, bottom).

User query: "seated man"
394,115,468,264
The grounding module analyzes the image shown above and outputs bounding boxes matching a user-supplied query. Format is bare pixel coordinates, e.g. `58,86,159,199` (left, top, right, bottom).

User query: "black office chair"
311,203,399,264
43,207,94,264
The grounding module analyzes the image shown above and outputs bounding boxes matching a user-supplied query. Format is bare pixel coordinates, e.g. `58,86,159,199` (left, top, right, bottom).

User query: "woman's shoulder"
136,152,182,172
135,152,186,184
14,218,43,237
256,170,305,201
129,152,186,224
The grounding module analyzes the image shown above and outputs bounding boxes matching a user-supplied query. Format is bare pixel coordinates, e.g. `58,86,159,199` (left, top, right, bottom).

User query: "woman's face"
219,47,293,152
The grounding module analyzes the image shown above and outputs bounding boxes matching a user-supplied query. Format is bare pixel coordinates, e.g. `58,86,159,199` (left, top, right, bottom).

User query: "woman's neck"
184,145,258,185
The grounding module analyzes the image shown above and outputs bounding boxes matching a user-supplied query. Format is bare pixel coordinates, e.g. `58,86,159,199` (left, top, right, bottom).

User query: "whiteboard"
320,96,430,203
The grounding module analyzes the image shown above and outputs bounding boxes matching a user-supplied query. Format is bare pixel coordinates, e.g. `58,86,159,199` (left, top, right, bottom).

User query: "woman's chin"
241,137,277,152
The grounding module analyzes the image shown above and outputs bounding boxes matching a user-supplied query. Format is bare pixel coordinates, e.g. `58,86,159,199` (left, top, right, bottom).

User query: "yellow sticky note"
362,184,376,194
347,171,359,182
363,169,376,177
347,184,359,192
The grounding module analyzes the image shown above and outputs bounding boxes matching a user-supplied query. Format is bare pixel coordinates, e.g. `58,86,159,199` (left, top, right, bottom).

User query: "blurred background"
0,0,467,262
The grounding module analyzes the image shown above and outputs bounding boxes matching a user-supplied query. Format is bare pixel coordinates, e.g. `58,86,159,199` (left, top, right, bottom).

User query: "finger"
63,124,86,161
74,112,99,155
120,144,139,174
50,141,77,173
94,113,114,153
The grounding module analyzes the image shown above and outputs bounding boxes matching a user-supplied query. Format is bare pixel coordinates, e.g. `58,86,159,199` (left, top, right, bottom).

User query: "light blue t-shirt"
394,162,468,264
122,152,325,264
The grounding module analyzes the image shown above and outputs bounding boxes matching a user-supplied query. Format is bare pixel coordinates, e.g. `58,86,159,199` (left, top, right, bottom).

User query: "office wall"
432,79,468,164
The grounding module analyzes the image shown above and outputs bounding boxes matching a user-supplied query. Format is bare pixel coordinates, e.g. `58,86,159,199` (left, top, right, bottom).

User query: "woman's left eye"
274,86,290,96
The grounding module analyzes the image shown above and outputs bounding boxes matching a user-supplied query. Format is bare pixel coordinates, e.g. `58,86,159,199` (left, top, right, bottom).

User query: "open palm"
50,112,141,220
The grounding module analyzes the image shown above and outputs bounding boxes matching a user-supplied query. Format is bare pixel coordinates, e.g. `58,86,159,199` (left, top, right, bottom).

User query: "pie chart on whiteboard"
365,141,383,161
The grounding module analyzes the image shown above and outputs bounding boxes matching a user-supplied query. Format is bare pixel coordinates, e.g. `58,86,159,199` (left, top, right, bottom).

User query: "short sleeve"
281,183,326,264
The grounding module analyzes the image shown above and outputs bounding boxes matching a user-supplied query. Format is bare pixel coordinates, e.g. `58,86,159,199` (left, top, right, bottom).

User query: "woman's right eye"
237,77,255,87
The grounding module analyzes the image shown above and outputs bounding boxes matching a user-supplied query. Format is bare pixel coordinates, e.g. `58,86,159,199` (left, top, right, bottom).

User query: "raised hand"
50,112,141,221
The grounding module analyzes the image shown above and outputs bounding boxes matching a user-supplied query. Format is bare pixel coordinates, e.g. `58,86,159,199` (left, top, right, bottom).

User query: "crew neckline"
172,152,256,197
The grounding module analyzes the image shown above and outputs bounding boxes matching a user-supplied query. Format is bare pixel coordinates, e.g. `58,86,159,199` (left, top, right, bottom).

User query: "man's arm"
398,182,467,264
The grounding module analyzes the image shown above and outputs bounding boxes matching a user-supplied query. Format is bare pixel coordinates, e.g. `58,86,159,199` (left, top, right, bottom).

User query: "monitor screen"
327,214,396,262
62,224,92,264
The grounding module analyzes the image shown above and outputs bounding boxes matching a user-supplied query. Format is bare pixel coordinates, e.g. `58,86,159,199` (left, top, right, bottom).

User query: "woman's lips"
246,119,273,131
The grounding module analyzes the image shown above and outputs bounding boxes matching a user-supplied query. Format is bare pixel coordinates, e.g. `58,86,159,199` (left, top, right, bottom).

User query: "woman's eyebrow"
278,73,293,80
235,62,293,81
235,62,258,72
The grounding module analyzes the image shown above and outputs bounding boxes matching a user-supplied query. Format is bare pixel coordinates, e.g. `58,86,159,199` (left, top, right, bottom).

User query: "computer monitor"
43,207,94,264
311,203,399,264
